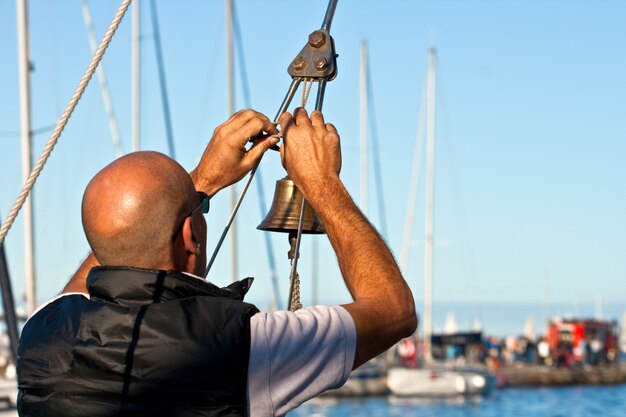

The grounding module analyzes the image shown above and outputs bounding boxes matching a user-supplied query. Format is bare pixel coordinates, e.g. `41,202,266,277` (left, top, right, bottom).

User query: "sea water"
292,384,626,417
1,385,623,416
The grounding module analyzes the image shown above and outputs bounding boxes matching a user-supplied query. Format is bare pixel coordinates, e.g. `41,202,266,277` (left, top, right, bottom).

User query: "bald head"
82,151,201,270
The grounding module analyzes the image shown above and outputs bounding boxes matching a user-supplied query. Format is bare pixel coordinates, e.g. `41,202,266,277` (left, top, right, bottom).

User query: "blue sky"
1,1,625,334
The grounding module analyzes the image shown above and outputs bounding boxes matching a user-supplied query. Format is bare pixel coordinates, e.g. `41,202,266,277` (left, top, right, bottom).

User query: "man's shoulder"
21,293,90,338
26,292,90,322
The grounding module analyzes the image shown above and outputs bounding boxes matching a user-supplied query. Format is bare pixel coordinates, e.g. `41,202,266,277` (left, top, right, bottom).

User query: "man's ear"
181,216,199,254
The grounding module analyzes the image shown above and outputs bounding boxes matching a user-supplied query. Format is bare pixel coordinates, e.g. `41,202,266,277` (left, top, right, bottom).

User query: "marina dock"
497,363,626,387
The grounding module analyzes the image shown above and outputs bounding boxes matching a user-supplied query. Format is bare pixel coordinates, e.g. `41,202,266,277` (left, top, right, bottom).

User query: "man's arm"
279,108,417,369
62,109,278,294
61,252,99,294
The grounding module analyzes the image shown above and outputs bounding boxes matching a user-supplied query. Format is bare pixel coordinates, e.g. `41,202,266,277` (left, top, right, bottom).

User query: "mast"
17,0,36,315
359,41,368,215
0,230,19,363
226,0,237,282
423,47,437,363
132,0,140,152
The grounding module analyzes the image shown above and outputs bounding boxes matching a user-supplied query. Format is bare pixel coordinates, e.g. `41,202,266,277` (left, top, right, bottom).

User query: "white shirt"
248,305,356,417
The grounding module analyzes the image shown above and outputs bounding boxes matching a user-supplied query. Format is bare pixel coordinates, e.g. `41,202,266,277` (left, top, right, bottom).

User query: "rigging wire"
399,77,427,275
366,52,388,239
232,1,283,310
80,0,125,158
437,75,484,329
204,78,304,280
0,0,133,246
149,0,176,159
0,124,56,138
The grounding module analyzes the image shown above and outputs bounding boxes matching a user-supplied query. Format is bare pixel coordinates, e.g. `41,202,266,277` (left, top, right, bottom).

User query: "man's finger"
278,112,294,138
293,107,310,126
279,139,286,169
219,109,277,137
278,111,293,129
216,109,255,133
310,110,325,128
245,136,281,167
233,117,278,147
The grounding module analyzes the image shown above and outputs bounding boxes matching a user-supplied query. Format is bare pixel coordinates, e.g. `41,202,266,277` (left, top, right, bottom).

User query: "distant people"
581,338,591,365
485,337,502,372
17,109,417,417
537,338,550,366
397,338,418,368
590,338,604,365
554,341,574,368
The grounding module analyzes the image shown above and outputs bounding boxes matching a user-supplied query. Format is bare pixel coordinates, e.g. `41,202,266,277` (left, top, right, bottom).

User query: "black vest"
17,267,259,417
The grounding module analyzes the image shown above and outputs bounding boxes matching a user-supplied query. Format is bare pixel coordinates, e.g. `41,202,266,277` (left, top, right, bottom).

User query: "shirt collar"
87,266,253,307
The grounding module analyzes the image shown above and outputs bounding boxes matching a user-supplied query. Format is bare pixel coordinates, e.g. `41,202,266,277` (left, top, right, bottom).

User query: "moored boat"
387,365,494,397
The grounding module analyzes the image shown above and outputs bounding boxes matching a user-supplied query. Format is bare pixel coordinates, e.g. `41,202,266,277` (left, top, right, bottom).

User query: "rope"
289,272,302,311
0,0,133,246
301,78,313,108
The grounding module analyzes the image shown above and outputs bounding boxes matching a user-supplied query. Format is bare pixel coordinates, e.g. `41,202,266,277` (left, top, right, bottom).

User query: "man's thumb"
247,135,280,163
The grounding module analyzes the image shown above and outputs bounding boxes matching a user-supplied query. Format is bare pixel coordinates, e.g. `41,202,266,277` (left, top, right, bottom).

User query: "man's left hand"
191,109,279,196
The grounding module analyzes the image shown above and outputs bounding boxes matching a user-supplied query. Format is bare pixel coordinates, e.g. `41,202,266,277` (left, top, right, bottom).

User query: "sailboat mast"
132,0,140,152
226,0,237,282
423,47,437,363
359,41,368,215
17,0,37,315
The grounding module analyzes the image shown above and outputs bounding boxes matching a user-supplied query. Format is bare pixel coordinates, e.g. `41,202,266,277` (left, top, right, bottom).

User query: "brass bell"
257,177,325,234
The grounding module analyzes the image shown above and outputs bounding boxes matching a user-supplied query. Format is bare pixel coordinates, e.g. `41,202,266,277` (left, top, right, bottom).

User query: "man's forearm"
61,252,99,294
304,176,417,368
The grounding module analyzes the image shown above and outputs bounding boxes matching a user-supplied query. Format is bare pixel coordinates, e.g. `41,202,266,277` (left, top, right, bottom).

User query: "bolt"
314,57,328,71
292,56,306,71
308,31,327,48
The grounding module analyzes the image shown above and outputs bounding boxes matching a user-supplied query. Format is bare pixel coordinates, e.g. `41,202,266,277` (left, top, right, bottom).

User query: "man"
17,108,416,417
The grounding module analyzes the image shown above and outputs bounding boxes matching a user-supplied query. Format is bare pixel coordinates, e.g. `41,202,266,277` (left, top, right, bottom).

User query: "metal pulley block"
288,29,338,81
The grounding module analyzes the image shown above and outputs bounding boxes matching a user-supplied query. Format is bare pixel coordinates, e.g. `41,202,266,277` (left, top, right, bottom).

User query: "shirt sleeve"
247,305,356,417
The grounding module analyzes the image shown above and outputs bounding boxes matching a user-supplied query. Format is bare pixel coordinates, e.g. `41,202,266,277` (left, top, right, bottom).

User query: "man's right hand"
191,109,279,197
278,108,341,199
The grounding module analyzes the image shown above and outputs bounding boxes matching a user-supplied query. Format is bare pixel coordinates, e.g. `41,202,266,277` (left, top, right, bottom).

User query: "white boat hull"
387,367,494,397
